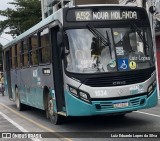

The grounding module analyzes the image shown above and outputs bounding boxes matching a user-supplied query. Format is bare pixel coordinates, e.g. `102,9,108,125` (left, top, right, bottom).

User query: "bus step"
58,111,67,117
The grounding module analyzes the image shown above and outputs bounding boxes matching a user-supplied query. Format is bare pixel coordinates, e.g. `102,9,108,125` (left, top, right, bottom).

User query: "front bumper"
65,88,158,116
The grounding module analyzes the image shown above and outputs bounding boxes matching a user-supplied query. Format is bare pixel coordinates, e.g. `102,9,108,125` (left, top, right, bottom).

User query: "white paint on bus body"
33,70,38,78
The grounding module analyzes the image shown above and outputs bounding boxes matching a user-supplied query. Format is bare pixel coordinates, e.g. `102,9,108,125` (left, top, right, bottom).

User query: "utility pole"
41,0,45,19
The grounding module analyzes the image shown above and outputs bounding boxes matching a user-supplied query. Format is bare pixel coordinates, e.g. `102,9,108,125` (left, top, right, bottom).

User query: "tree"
0,0,41,37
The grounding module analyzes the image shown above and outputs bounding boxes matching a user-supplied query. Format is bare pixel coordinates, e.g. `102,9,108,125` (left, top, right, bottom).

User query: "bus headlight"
79,91,90,102
68,85,91,103
147,80,156,96
153,80,156,87
68,86,78,97
148,85,153,95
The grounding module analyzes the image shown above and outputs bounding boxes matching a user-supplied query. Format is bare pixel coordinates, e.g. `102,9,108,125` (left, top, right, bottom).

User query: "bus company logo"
118,89,124,96
113,81,126,85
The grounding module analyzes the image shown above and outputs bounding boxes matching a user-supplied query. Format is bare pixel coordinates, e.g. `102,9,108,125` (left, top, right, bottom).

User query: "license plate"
113,102,129,108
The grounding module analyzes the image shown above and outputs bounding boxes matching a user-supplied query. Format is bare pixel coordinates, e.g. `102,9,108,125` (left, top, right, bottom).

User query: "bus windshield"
65,25,154,74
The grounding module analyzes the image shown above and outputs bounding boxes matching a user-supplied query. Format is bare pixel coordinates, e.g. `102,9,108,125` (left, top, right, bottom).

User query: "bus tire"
15,88,25,111
47,94,64,125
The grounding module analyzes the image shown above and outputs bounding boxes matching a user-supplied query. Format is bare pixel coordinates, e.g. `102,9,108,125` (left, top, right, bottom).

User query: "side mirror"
149,6,156,14
60,48,65,59
57,31,69,50
57,31,63,47
64,33,69,50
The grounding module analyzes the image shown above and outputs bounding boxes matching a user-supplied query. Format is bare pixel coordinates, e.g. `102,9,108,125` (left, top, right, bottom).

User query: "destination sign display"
75,10,138,21
66,8,143,22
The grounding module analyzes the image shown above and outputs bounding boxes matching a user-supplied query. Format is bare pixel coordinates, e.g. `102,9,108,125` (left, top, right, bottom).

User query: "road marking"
0,111,41,141
135,111,160,118
0,103,73,141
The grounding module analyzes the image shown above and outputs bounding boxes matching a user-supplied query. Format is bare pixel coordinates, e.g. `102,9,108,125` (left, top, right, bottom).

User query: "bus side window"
10,48,12,69
15,45,18,68
23,39,29,67
40,28,50,64
17,42,21,68
21,41,24,67
30,33,39,66
3,52,5,71
11,46,16,69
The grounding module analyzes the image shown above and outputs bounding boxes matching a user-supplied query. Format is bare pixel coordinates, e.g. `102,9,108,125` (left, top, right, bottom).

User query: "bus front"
63,6,158,116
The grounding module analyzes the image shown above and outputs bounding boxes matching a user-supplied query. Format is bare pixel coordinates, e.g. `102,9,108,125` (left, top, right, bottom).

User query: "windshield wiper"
131,24,149,49
87,24,112,59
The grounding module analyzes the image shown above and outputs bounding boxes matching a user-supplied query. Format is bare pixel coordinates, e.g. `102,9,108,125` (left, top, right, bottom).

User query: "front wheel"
46,94,64,125
15,88,25,111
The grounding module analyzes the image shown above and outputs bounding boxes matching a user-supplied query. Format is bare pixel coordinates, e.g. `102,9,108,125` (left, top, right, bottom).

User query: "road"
0,95,160,141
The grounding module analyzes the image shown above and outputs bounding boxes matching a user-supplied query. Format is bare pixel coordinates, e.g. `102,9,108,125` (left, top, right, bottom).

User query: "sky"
0,0,14,45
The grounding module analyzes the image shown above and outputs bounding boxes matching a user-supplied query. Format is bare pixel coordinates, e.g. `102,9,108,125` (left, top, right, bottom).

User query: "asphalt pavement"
0,94,160,141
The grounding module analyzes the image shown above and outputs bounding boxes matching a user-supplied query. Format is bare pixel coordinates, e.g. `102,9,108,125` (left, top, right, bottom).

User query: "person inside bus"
91,37,101,57
122,33,134,53
91,37,103,68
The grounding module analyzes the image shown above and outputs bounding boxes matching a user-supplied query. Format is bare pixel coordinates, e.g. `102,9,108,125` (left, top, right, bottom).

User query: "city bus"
3,4,158,124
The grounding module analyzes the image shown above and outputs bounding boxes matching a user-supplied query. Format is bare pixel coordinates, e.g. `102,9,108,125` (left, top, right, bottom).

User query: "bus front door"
5,51,12,99
50,26,65,113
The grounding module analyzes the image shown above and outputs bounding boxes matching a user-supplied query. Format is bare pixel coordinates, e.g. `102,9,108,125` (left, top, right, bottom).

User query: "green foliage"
0,0,42,37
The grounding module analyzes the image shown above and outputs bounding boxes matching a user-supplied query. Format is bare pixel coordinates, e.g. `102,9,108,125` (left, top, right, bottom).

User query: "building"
156,0,160,44
41,0,119,19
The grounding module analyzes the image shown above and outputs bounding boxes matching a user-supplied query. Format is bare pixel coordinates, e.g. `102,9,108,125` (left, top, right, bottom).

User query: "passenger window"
15,45,18,68
10,48,12,69
11,46,15,69
30,33,39,66
17,42,21,68
23,40,29,67
40,28,51,64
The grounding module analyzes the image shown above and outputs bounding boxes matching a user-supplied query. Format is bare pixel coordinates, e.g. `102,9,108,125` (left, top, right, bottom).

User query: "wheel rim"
48,98,54,116
48,97,58,123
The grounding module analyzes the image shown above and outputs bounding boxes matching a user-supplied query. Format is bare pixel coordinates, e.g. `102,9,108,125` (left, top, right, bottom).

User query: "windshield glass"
65,26,154,74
